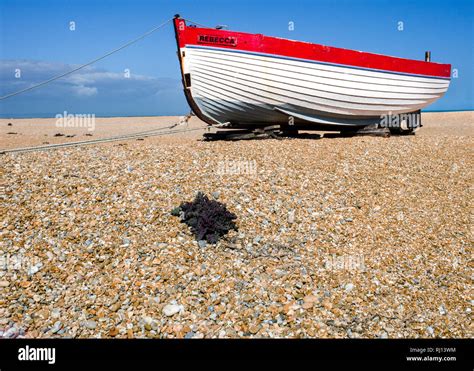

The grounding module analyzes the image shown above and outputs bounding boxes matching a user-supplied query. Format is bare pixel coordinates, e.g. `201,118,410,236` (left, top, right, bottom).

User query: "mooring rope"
1,125,206,154
182,18,210,28
0,18,173,101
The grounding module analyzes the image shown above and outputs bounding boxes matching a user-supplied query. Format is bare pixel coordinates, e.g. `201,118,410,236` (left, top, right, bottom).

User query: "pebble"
27,263,42,276
109,328,119,337
110,303,122,312
0,281,9,287
288,210,295,224
50,321,62,334
274,269,288,277
142,316,153,326
253,236,262,244
51,308,61,319
3,326,19,338
303,295,318,304
82,320,97,330
344,283,355,292
249,325,260,335
163,304,182,317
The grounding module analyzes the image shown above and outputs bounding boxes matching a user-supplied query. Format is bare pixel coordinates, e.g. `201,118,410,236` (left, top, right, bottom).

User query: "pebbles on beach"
0,115,472,339
163,304,183,317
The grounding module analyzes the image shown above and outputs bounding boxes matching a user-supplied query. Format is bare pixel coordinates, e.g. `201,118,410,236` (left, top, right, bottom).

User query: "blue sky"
0,0,472,117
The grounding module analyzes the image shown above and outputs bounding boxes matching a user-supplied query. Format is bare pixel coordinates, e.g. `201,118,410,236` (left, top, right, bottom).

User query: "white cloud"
0,59,180,99
73,84,98,97
0,59,187,116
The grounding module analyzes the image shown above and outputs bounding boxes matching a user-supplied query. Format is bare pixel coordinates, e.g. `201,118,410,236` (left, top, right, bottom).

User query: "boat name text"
197,34,237,46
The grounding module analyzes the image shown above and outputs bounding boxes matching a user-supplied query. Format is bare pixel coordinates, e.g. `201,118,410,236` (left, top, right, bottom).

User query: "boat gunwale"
186,44,452,81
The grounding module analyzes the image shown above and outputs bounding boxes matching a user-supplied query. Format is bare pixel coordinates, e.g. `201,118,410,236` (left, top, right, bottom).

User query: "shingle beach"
1,111,472,338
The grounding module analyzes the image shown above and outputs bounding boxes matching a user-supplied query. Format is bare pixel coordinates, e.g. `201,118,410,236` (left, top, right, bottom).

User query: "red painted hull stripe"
174,19,451,79
185,45,451,80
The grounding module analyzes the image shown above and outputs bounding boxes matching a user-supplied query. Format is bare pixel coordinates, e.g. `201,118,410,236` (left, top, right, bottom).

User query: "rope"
182,18,210,28
1,126,206,154
0,18,172,101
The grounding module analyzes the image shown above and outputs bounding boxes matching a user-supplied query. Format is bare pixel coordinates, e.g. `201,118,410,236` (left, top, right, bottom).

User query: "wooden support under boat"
203,123,395,141
203,124,283,141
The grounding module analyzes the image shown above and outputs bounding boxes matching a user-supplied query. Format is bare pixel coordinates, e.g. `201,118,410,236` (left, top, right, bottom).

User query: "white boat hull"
180,45,450,127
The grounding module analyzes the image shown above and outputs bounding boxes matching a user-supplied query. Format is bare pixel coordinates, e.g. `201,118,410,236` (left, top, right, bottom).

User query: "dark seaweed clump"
171,192,237,243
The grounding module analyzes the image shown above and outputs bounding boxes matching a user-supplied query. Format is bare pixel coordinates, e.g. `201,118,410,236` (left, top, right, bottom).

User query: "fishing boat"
173,15,451,134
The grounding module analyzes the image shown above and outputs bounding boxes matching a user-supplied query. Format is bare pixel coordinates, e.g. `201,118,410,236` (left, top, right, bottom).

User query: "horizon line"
1,109,473,120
